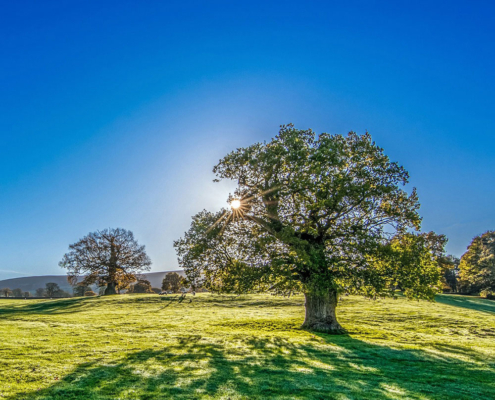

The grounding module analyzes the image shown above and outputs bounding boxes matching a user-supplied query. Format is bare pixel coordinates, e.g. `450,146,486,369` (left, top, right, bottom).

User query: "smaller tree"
45,283,62,298
439,255,460,292
421,233,458,293
1,288,12,297
367,232,442,300
12,288,23,297
60,228,152,295
73,284,90,297
129,279,153,293
458,231,495,294
35,288,45,297
23,291,31,298
162,272,184,293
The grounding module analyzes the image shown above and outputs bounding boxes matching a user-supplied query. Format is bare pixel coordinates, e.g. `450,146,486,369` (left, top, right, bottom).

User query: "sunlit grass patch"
0,293,494,399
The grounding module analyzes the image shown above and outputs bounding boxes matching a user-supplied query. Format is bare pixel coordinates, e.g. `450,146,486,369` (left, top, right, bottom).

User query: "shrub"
480,289,495,300
84,290,97,297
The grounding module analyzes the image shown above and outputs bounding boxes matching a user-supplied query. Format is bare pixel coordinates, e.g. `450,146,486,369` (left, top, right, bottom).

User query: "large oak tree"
60,228,151,295
175,125,441,332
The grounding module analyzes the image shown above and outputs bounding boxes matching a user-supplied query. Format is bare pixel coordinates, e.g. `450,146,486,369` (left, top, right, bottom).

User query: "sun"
230,199,241,209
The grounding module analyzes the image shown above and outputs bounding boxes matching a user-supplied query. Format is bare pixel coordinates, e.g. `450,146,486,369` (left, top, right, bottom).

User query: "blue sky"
1,0,494,280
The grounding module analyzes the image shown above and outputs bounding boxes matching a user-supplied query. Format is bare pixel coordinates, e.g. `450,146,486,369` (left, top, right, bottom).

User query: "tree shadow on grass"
0,297,91,317
10,334,495,400
435,294,495,315
154,294,304,311
189,293,304,306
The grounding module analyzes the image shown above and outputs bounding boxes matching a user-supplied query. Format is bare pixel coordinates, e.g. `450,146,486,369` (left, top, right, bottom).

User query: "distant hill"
0,270,185,295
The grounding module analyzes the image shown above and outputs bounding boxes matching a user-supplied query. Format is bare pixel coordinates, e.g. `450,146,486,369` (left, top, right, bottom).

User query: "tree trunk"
104,281,117,295
105,240,118,296
302,289,345,333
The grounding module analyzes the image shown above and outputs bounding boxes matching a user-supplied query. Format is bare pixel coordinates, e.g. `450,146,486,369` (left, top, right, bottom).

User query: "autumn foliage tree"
60,228,152,295
175,125,442,333
73,284,91,297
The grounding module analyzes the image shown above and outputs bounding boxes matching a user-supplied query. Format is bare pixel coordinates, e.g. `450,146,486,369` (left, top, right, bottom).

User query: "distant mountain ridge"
0,270,185,294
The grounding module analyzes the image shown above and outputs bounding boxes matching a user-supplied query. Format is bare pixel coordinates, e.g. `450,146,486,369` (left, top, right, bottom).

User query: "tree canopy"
73,284,91,297
175,125,442,332
45,282,63,297
129,279,153,294
439,255,460,293
60,228,151,295
162,272,184,293
458,231,495,294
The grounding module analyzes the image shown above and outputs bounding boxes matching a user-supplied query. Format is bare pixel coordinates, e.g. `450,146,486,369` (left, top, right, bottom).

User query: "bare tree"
60,228,152,295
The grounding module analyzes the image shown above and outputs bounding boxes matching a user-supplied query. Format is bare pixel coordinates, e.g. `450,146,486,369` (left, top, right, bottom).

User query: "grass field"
0,293,494,399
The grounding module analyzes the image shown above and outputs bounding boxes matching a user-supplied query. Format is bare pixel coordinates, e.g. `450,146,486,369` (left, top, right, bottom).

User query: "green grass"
0,293,494,399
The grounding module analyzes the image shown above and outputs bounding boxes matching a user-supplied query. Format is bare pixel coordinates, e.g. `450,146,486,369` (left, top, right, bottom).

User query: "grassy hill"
0,293,494,399
0,270,184,294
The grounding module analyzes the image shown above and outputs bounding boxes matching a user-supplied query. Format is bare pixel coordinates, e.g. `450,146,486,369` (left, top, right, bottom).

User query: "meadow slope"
0,293,494,399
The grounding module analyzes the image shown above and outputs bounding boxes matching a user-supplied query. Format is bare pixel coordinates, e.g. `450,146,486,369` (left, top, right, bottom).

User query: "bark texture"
104,243,118,295
302,289,345,333
104,281,117,295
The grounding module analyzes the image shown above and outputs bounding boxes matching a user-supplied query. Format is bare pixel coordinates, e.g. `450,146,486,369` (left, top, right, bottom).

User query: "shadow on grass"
188,294,304,308
154,294,304,310
435,294,495,315
0,297,91,316
0,294,302,319
10,334,495,400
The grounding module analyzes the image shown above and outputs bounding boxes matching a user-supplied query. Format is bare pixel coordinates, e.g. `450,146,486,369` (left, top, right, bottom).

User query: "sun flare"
230,199,241,209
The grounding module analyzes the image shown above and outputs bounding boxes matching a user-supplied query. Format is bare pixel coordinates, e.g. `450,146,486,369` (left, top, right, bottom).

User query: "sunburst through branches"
230,199,241,209
206,186,281,236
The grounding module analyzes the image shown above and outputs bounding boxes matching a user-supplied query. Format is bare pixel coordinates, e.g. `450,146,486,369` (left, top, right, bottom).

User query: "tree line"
0,282,71,298
1,271,191,298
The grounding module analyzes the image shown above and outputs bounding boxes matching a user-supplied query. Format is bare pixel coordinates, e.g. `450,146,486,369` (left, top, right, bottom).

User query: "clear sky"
1,0,494,280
